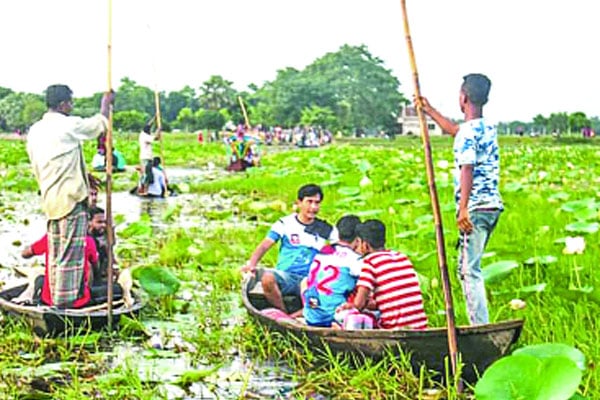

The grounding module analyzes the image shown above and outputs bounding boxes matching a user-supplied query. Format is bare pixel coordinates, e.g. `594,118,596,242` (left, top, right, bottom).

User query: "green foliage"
475,344,585,400
113,109,149,132
132,265,181,297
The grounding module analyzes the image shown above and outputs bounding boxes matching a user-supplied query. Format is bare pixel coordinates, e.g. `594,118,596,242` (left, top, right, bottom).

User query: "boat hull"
242,275,523,382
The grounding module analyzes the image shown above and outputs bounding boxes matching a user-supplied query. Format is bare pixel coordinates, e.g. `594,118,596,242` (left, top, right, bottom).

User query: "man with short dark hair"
417,73,503,324
302,215,362,327
341,219,427,329
88,206,109,283
26,84,114,308
243,184,339,313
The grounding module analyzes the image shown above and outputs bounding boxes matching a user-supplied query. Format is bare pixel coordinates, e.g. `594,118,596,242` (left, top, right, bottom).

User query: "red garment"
356,250,427,329
30,234,98,307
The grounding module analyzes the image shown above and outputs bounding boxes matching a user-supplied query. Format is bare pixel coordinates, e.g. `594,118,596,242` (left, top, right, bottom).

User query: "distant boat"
242,272,524,382
0,283,144,336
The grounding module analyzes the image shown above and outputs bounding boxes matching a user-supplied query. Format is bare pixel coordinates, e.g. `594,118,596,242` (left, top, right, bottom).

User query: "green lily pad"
133,266,181,297
337,186,360,197
524,255,558,266
482,260,519,284
503,182,525,192
561,198,596,213
475,354,582,400
514,343,586,371
565,221,599,234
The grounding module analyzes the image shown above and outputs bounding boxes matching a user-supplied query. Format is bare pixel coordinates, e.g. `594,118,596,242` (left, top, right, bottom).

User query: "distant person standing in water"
26,84,114,308
417,73,503,325
138,116,161,195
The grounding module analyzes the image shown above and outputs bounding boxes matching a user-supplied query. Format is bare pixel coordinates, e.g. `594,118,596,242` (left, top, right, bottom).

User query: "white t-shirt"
139,131,154,161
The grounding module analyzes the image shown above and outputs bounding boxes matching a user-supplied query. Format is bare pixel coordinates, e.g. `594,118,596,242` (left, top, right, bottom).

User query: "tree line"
0,44,596,136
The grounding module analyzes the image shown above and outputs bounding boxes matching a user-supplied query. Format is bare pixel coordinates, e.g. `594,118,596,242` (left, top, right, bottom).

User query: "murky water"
0,166,298,399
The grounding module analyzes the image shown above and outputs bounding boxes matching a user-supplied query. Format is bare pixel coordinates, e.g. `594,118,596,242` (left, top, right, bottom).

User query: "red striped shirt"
357,250,427,329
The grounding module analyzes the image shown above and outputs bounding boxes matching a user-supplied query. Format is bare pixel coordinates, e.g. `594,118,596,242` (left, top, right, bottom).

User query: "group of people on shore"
242,73,502,329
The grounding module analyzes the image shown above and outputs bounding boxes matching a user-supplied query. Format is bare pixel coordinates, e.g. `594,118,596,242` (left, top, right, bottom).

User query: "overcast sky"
1,0,597,122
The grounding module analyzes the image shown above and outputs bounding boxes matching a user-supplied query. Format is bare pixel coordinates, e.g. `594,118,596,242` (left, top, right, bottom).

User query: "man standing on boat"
26,84,114,308
417,73,503,325
138,116,161,195
242,184,339,313
338,219,427,329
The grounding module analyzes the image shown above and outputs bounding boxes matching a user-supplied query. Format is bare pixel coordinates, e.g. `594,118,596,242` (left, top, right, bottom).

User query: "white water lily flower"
436,159,449,169
563,236,586,255
431,277,439,289
509,299,526,310
359,176,372,187
567,162,575,169
527,163,533,169
538,171,548,180
388,206,396,215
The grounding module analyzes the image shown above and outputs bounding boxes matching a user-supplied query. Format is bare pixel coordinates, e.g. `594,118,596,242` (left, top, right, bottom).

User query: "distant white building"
398,106,444,136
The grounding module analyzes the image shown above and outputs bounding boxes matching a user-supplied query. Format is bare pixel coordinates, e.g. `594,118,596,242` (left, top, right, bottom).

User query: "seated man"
339,219,428,329
302,215,363,327
22,233,97,308
242,184,338,313
88,206,111,283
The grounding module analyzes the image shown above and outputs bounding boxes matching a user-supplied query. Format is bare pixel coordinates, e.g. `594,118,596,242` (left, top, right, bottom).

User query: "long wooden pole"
400,0,461,388
153,89,167,196
105,0,115,331
238,96,251,130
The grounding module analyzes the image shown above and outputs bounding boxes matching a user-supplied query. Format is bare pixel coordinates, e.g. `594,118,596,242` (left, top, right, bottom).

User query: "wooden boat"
242,273,524,382
0,283,144,337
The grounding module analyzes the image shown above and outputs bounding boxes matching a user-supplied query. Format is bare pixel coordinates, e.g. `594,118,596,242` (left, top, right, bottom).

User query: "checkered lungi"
47,202,88,307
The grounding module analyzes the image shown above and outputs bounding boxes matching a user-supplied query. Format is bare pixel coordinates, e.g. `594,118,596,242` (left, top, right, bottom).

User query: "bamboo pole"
105,0,115,331
153,89,167,196
238,96,251,131
400,0,461,389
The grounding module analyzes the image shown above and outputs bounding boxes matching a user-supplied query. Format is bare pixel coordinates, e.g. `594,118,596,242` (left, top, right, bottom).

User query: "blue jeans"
457,209,501,325
271,269,304,297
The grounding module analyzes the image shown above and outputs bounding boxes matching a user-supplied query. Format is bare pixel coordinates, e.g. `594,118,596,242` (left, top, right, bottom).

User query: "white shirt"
27,112,107,219
139,131,155,161
147,167,167,196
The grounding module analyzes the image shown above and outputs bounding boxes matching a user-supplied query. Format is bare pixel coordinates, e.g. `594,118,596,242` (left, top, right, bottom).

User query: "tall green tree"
0,92,45,131
115,77,156,116
568,112,590,133
548,112,569,134
165,85,198,123
198,75,237,112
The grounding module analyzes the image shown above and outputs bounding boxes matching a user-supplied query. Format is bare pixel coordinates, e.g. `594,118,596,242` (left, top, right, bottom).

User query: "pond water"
0,166,299,399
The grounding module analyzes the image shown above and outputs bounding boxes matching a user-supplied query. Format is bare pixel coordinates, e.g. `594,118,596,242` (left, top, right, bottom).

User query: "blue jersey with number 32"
302,244,363,326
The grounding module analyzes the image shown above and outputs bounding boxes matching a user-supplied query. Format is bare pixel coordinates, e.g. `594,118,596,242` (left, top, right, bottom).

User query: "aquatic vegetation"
1,134,600,398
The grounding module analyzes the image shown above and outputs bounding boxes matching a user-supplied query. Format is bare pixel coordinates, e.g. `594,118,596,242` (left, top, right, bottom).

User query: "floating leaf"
561,198,596,213
356,160,372,173
573,207,597,221
514,343,586,371
414,214,433,226
482,260,519,284
133,266,181,297
337,186,360,197
547,192,570,203
475,354,582,400
482,251,497,259
354,209,383,217
394,198,415,205
503,182,524,192
524,255,558,266
320,179,340,187
565,221,599,234
518,283,547,293
395,230,420,239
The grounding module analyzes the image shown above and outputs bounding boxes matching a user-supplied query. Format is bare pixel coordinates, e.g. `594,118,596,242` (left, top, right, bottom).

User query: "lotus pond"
0,133,598,399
